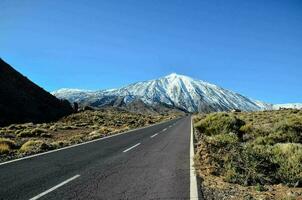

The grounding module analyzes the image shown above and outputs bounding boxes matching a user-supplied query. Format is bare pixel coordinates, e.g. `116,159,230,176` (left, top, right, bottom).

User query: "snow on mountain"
52,73,272,112
251,99,273,110
52,88,96,103
273,103,302,110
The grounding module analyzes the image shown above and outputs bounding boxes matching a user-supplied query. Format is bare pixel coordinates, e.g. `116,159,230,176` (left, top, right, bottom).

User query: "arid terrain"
194,109,302,200
0,108,179,162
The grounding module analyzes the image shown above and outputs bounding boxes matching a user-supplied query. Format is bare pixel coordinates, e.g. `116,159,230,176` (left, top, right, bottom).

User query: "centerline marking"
162,128,167,132
123,143,141,153
29,174,80,200
150,133,158,138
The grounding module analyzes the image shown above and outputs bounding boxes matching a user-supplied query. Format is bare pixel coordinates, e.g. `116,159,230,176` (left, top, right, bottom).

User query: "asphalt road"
0,116,193,200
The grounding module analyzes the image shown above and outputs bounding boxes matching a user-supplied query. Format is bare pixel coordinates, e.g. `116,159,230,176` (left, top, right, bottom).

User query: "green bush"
252,136,270,145
273,118,302,143
255,183,267,192
207,133,239,148
194,110,302,187
267,131,299,144
195,112,245,137
223,144,279,185
252,120,302,145
239,123,254,134
272,143,302,186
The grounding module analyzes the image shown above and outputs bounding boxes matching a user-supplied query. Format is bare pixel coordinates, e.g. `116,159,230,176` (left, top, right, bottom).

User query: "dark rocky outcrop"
0,58,74,126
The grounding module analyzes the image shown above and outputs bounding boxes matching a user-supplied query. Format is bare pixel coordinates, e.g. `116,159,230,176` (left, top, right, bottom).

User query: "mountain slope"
53,73,271,113
0,58,74,126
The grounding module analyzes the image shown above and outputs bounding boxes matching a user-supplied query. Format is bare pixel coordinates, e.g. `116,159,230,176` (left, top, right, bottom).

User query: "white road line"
190,116,199,199
150,133,158,138
169,125,172,128
29,175,80,200
162,128,167,132
0,118,180,167
123,143,141,153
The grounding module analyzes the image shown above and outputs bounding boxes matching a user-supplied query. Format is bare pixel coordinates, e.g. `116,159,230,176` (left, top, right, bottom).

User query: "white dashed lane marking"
150,133,158,138
123,143,141,153
29,175,80,200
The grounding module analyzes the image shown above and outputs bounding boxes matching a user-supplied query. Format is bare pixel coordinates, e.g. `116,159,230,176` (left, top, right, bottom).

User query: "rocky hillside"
0,58,74,126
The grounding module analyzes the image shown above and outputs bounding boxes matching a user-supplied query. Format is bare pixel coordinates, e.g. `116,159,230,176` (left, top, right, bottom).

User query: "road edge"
190,116,200,199
0,117,179,166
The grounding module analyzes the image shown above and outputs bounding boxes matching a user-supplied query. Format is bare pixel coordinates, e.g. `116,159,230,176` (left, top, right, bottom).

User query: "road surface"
0,116,196,200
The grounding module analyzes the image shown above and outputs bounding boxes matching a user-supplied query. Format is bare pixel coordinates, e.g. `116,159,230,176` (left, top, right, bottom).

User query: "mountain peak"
53,72,272,113
167,73,179,77
165,73,191,80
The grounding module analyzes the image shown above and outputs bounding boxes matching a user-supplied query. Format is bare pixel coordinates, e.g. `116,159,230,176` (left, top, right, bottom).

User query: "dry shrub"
19,140,50,153
195,112,245,137
0,143,10,154
194,109,302,187
0,138,16,148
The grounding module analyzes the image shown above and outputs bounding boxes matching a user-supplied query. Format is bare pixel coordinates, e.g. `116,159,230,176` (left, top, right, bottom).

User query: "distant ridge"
0,58,74,126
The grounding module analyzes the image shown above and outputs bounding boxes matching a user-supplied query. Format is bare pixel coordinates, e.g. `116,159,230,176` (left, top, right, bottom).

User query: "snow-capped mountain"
273,103,302,110
52,73,272,112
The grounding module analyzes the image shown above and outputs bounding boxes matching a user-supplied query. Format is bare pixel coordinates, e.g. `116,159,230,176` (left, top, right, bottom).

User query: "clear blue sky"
1,0,301,104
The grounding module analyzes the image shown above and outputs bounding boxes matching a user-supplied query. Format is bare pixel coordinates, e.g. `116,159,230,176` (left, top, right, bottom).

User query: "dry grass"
194,109,302,199
19,140,44,153
0,138,16,148
0,143,10,154
0,108,178,161
0,138,16,154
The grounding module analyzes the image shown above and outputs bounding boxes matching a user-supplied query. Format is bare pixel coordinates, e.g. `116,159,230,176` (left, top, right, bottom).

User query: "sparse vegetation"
195,112,245,137
0,108,178,162
50,140,70,149
19,140,44,153
194,109,302,199
0,138,16,148
0,138,17,154
0,143,10,154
